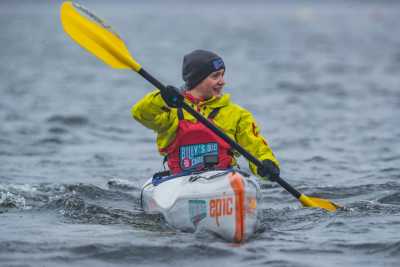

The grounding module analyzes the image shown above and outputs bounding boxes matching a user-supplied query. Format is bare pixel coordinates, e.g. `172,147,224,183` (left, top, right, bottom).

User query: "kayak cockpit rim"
151,167,250,186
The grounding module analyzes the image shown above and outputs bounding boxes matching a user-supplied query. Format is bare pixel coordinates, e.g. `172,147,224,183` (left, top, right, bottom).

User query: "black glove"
160,85,184,108
257,160,280,181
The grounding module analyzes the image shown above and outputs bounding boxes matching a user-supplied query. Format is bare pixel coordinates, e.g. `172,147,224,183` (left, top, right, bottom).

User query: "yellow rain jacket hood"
131,90,279,177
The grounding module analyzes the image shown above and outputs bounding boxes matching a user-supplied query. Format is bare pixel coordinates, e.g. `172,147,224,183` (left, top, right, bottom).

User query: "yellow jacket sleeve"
235,109,279,178
131,90,179,150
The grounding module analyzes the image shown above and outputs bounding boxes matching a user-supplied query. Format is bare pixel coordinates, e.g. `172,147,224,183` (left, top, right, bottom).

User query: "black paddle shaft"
138,68,302,199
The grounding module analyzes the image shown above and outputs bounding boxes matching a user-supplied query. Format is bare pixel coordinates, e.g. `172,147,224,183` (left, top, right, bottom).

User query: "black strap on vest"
177,108,184,120
162,155,168,170
208,107,220,120
177,107,220,121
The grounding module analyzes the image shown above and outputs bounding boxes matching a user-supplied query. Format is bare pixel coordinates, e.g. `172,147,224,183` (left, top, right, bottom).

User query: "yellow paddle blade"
299,194,341,212
60,1,141,72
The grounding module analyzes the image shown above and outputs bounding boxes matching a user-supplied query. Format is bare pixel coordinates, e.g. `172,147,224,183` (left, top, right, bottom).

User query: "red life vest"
162,108,233,174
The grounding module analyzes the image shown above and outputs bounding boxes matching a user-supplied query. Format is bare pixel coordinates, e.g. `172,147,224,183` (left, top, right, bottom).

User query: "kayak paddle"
60,1,342,212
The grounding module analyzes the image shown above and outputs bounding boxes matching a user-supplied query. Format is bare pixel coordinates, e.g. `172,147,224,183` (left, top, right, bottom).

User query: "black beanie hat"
182,50,225,90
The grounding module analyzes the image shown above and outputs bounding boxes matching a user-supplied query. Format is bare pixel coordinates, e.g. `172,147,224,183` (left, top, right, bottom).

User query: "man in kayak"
132,49,280,181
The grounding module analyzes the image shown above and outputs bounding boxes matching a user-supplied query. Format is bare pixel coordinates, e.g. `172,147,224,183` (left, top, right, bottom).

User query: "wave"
48,126,69,135
0,182,137,210
46,115,89,127
301,181,400,200
0,241,236,264
107,178,141,191
66,243,235,264
336,241,400,256
0,191,26,209
48,195,163,230
377,192,400,205
0,181,164,229
304,155,328,163
35,137,65,145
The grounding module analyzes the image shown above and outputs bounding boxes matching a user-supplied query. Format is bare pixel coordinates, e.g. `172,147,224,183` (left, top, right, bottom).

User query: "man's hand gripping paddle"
60,1,342,212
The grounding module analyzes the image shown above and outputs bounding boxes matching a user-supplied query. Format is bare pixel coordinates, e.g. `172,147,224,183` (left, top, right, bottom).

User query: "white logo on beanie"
212,58,224,70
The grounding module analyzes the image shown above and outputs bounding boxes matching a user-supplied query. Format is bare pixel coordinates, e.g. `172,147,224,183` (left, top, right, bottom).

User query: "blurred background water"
1,0,400,266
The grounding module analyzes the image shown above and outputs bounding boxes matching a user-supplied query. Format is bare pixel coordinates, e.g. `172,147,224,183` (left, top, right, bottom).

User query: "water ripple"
47,115,90,127
335,241,400,256
377,193,400,205
65,242,235,263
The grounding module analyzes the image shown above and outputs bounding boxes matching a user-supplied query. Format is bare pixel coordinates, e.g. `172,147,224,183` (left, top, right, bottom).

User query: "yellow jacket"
131,90,279,177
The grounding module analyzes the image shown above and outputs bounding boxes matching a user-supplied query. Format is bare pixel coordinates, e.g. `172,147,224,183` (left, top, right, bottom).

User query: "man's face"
192,69,225,99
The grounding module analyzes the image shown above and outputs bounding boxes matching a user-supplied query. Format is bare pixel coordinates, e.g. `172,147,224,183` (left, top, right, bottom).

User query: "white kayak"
140,168,261,242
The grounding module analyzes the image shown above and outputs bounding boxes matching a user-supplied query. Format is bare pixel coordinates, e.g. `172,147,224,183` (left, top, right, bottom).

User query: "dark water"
1,0,400,266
